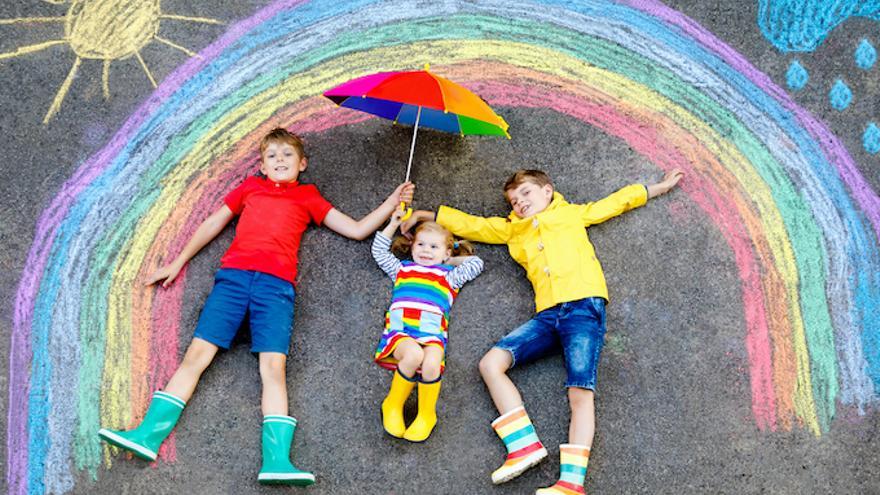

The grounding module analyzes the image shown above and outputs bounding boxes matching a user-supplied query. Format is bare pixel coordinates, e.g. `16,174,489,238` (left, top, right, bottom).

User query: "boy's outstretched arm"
400,209,435,235
403,208,510,244
146,205,235,287
323,182,414,240
647,168,684,199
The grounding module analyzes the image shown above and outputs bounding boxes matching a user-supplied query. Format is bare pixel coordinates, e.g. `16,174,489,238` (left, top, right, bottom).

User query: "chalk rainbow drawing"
0,0,222,123
6,1,880,493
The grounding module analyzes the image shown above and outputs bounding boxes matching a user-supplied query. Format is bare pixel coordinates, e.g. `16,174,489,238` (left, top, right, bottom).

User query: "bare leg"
568,387,596,447
419,346,444,382
163,337,219,401
478,347,523,414
393,338,425,377
259,352,288,416
402,345,444,442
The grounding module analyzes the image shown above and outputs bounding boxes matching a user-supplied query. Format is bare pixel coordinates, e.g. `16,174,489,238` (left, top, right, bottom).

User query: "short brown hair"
503,169,552,193
260,128,306,158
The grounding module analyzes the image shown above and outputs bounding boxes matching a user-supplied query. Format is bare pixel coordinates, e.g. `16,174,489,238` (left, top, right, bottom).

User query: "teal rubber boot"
97,391,186,461
258,415,315,485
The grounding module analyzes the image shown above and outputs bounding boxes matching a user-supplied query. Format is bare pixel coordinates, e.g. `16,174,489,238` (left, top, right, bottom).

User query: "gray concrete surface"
1,1,878,494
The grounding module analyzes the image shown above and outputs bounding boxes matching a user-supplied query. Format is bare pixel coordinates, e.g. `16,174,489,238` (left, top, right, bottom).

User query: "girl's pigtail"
391,235,413,257
452,238,475,256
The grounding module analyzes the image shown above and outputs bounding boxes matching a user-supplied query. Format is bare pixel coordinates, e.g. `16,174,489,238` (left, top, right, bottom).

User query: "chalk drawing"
829,79,853,110
757,2,879,153
0,0,222,123
6,1,880,494
785,60,808,90
758,0,880,52
864,123,880,154
855,38,877,69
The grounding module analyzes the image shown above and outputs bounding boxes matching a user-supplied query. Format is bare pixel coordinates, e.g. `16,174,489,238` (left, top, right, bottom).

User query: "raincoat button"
537,242,544,251
532,218,539,228
543,267,551,275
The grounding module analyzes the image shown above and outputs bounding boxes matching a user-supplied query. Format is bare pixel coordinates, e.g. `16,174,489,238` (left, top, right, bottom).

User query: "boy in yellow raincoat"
404,168,682,494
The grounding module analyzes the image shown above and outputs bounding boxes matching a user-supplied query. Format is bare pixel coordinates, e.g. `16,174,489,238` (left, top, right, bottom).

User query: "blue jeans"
193,269,295,354
494,297,607,390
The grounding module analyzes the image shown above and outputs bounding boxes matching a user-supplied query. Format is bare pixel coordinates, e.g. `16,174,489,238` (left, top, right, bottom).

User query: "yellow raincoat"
436,184,648,312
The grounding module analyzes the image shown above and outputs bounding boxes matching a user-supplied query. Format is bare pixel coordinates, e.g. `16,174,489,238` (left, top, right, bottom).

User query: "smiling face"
411,229,452,266
260,141,307,183
506,180,555,218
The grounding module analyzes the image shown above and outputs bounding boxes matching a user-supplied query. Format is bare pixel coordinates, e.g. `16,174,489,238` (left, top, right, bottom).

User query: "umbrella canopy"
323,65,509,218
323,65,509,138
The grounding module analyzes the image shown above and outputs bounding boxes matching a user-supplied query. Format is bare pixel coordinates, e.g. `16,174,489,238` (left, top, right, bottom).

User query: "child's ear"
298,157,308,172
542,183,554,198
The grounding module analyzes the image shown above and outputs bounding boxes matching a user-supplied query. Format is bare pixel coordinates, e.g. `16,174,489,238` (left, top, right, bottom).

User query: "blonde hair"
260,127,307,159
391,221,475,259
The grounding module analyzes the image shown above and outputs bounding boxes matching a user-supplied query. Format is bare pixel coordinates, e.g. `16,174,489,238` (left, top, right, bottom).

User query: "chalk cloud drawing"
758,1,880,153
0,0,222,123
758,0,880,52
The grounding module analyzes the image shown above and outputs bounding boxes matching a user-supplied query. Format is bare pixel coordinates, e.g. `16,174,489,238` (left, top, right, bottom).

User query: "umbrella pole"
404,106,421,183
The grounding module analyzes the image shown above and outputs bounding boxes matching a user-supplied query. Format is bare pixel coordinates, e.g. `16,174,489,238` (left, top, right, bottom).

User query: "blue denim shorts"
193,269,295,354
494,297,607,390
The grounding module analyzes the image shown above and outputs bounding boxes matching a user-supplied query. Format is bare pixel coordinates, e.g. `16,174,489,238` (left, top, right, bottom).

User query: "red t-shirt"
220,176,334,283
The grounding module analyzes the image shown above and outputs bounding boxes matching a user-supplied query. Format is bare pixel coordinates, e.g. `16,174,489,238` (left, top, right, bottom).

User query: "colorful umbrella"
323,64,509,215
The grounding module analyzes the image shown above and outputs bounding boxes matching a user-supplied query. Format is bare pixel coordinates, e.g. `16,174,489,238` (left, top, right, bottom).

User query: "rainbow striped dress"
371,233,483,373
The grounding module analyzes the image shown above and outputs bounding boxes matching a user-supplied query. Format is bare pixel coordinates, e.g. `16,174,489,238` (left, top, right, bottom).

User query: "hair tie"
453,241,460,249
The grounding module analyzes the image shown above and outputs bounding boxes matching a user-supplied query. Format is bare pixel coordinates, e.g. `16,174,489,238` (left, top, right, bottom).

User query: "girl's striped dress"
371,232,483,373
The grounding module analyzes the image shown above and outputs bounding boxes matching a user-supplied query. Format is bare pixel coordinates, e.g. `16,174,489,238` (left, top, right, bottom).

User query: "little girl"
371,208,483,441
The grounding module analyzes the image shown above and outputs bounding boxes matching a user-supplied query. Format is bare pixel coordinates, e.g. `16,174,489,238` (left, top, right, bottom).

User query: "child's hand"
146,262,183,288
661,169,684,189
400,210,435,237
647,169,684,199
387,182,415,207
390,205,408,224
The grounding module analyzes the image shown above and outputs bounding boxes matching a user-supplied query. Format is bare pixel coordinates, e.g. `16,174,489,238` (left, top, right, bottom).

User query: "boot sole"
97,429,157,461
258,473,316,486
491,448,548,484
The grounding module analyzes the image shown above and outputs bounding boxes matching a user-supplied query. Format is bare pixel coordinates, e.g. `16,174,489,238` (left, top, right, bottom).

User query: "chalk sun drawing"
6,1,880,494
0,0,222,123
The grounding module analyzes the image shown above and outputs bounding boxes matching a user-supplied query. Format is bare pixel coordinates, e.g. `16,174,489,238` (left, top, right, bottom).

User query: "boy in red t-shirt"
98,128,413,485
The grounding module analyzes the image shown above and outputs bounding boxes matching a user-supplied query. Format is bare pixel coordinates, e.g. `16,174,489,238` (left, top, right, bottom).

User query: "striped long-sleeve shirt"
371,232,484,290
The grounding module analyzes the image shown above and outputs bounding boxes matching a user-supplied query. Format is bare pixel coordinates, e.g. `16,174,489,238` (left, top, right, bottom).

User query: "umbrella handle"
405,106,422,183
399,106,420,223
399,202,413,221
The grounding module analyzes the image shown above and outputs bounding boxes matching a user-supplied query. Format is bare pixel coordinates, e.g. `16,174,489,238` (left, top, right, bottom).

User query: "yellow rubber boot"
403,378,441,442
381,370,417,437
